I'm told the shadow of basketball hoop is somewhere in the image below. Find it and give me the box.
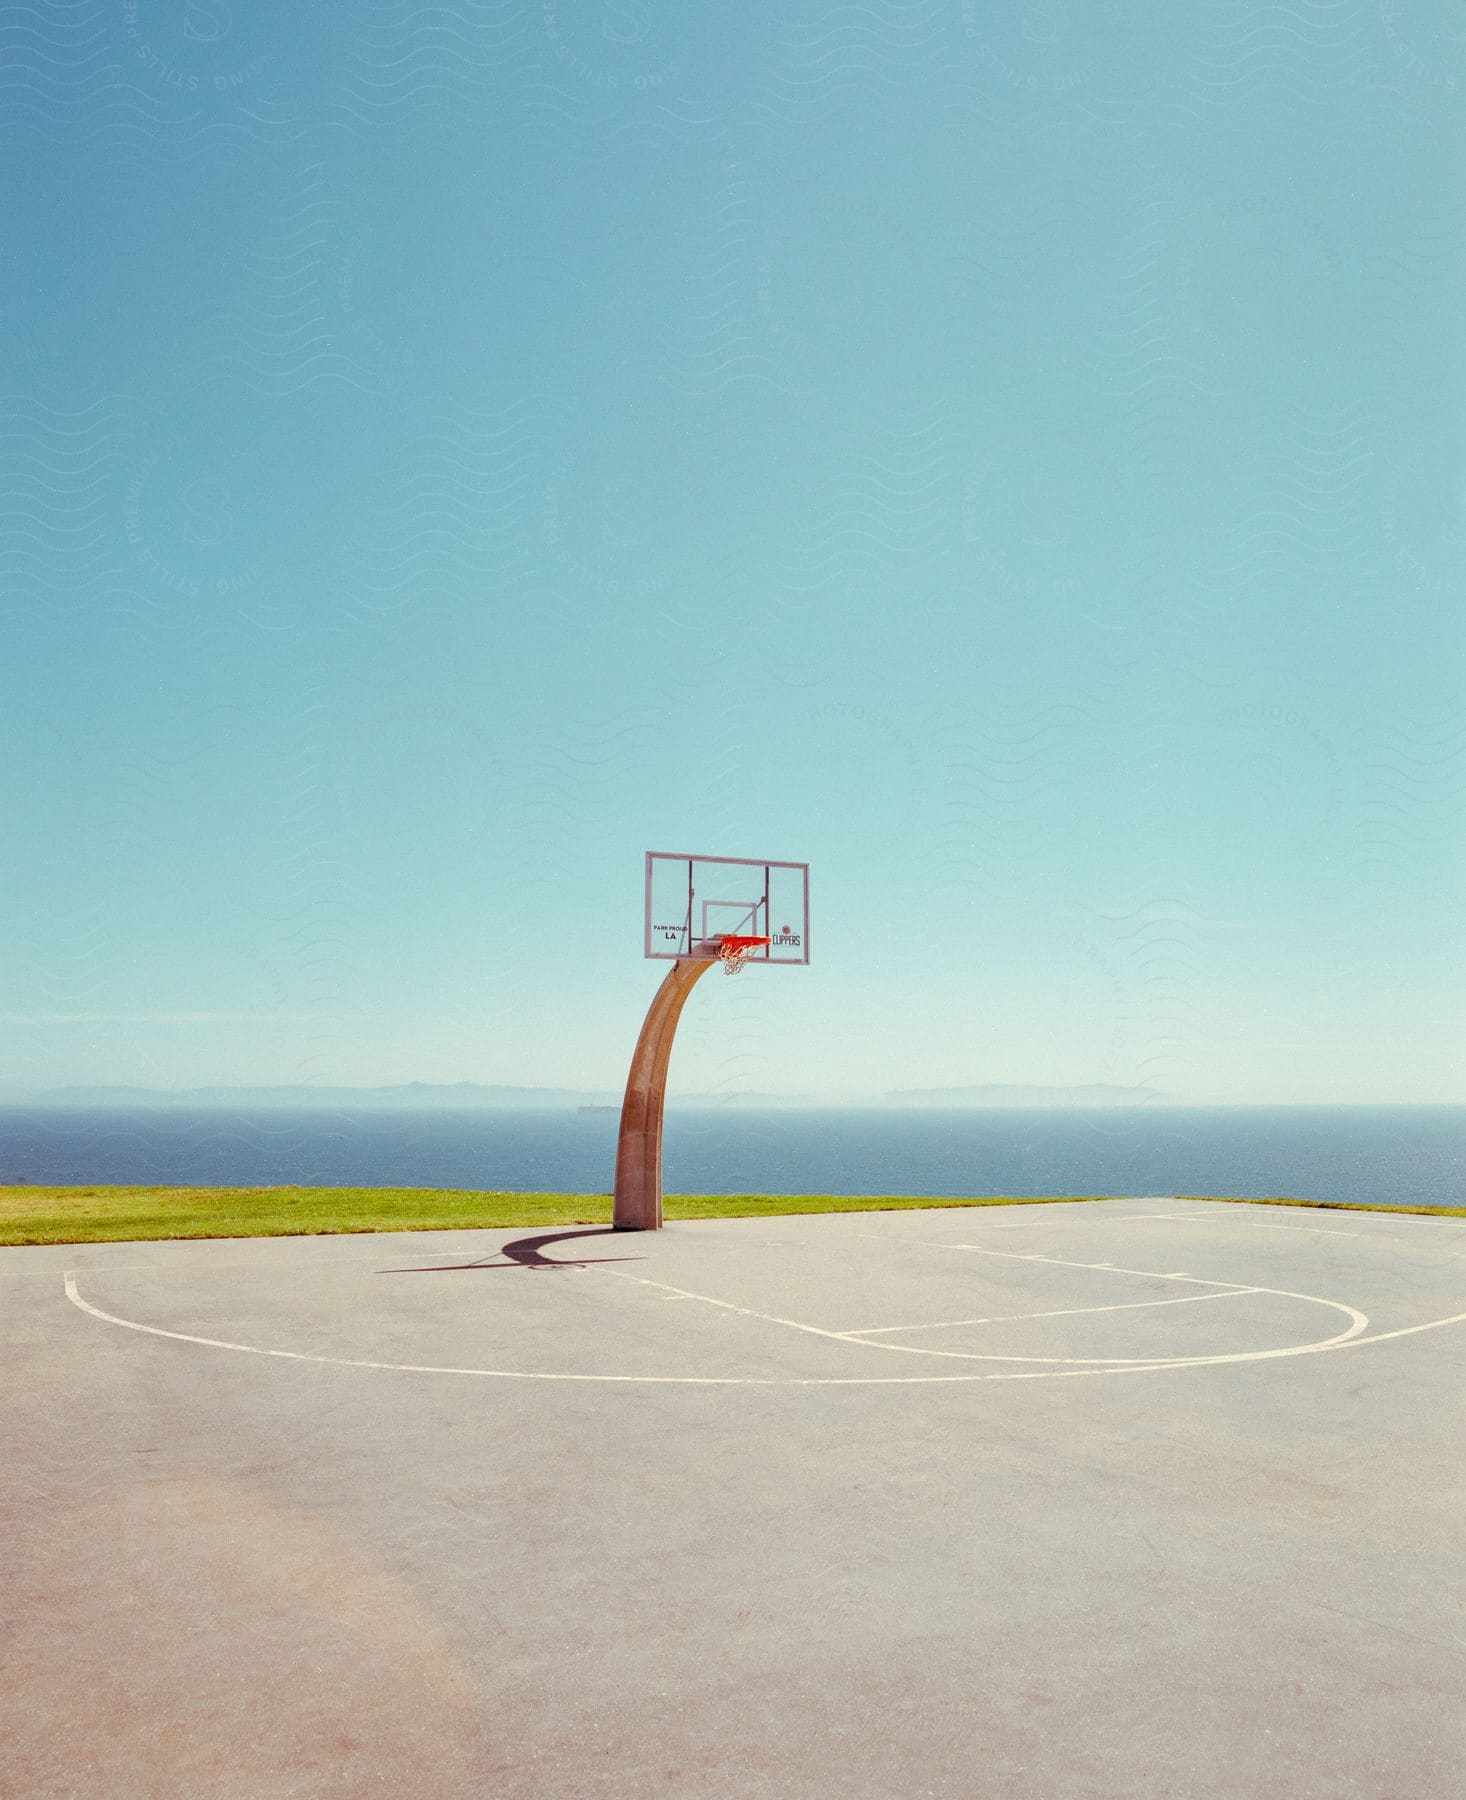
[379,1228,644,1273]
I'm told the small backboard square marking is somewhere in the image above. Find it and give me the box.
[645,852,810,964]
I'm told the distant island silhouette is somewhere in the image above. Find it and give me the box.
[14,1081,1181,1111]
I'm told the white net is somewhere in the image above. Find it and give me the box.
[717,936,768,976]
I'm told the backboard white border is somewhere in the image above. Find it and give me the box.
[644,851,810,964]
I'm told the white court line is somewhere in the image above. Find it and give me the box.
[1130,1209,1466,1233]
[943,1247,1254,1288]
[0,1262,165,1278]
[1119,1214,1239,1225]
[459,1262,1371,1368]
[843,1289,1256,1337]
[1254,1223,1362,1238]
[61,1271,1466,1385]
[52,1271,1183,1386]
[1119,1212,1363,1239]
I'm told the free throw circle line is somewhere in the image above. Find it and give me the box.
[64,1271,1465,1385]
[842,1289,1258,1336]
[595,1266,1369,1365]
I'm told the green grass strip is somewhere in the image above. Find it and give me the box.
[0,1186,1461,1247]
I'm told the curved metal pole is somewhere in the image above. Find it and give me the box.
[614,957,717,1230]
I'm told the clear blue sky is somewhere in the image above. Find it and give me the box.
[4,4,1463,1104]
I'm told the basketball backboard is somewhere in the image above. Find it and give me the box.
[644,852,810,965]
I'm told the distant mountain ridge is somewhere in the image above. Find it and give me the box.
[16,1081,822,1111]
[21,1082,621,1111]
[15,1080,1176,1111]
[882,1084,1172,1107]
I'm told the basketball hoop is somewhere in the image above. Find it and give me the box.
[717,934,770,975]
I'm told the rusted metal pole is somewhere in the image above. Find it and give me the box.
[613,956,716,1230]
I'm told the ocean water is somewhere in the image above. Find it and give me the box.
[0,1106,1461,1210]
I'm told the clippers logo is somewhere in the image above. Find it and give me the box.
[773,929,802,947]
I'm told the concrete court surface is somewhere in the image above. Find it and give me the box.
[3,1196,1465,1800]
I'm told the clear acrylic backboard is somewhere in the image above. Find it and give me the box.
[644,852,810,965]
